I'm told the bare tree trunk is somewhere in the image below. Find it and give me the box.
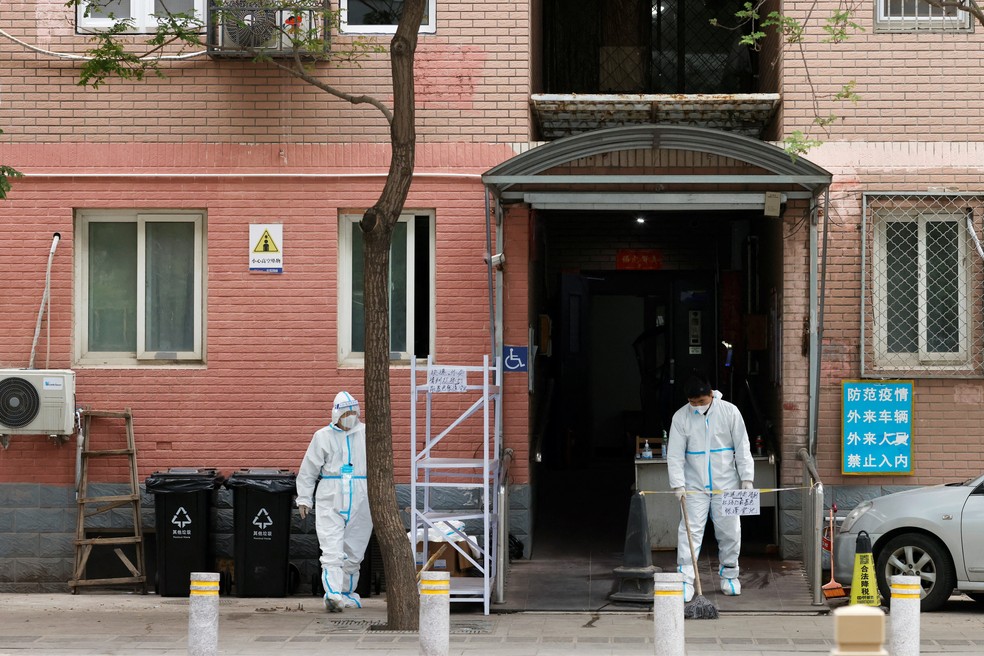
[361,0,426,632]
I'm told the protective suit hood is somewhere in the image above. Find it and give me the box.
[332,391,360,428]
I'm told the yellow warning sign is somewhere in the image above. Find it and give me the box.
[253,229,280,254]
[849,552,880,606]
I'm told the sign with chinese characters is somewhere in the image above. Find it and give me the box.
[428,367,467,393]
[616,248,662,270]
[842,380,914,475]
[249,223,283,273]
[720,489,760,516]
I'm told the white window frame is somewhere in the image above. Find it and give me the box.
[874,0,972,32]
[75,210,206,366]
[873,211,969,368]
[338,212,436,365]
[339,0,436,34]
[77,0,205,34]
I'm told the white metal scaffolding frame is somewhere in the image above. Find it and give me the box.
[410,355,502,614]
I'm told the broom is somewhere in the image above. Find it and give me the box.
[822,504,847,599]
[680,494,719,619]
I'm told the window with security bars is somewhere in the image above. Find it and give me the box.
[875,0,972,31]
[863,194,984,376]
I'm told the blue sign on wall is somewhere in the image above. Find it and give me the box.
[503,346,528,372]
[842,380,914,475]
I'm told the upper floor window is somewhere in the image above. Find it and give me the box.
[76,210,206,366]
[863,194,984,376]
[77,0,204,33]
[338,212,434,365]
[340,0,436,34]
[875,0,972,32]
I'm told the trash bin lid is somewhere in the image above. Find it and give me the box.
[145,467,224,493]
[225,468,296,492]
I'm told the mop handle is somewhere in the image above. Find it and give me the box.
[680,495,703,597]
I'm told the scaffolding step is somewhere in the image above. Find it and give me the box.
[416,457,500,470]
[79,494,141,504]
[75,536,143,546]
[69,576,145,587]
[418,511,498,523]
[83,448,135,457]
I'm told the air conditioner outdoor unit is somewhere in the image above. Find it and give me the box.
[0,369,76,436]
[208,0,330,58]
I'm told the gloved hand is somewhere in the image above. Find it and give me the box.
[741,480,754,490]
[674,487,686,501]
[298,505,310,520]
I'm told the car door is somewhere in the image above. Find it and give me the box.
[961,483,984,582]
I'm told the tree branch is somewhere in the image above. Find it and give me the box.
[922,0,984,25]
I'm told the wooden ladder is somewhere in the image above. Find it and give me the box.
[69,408,147,594]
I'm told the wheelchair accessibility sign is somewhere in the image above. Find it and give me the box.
[504,346,528,372]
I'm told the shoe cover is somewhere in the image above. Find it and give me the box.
[683,581,695,603]
[340,592,363,609]
[720,577,741,596]
[324,594,345,612]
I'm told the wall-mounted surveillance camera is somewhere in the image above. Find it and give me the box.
[489,253,506,271]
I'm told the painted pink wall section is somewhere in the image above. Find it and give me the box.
[0,141,531,485]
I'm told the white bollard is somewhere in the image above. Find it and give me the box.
[889,575,921,656]
[653,572,685,656]
[831,605,887,656]
[188,572,220,656]
[419,571,450,656]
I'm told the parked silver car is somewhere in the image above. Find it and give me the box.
[833,474,984,611]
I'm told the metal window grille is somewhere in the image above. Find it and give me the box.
[876,0,972,31]
[862,193,984,377]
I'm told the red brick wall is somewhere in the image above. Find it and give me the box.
[0,0,531,143]
[0,141,530,486]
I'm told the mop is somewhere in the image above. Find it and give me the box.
[680,494,719,619]
[821,504,847,599]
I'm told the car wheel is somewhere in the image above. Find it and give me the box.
[875,533,955,612]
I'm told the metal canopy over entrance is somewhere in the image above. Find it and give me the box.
[483,124,832,204]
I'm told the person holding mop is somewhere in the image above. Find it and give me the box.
[667,372,754,603]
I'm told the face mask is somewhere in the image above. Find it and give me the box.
[338,414,357,430]
[691,404,710,415]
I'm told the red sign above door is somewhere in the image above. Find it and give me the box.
[616,249,663,270]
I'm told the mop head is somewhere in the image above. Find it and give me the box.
[684,594,719,619]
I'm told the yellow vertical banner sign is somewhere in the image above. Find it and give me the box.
[850,530,881,606]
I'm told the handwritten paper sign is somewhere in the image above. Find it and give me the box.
[428,367,467,393]
[720,489,760,516]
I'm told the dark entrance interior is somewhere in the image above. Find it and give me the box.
[516,209,785,610]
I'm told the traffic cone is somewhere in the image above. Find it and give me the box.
[849,530,881,606]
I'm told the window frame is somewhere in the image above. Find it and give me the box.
[873,210,969,368]
[76,0,206,34]
[337,211,436,366]
[75,210,207,366]
[874,0,972,32]
[338,0,436,35]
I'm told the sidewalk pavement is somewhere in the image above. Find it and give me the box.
[2,592,984,655]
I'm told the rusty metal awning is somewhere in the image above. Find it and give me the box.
[531,93,781,140]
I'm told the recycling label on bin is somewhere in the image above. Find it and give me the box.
[171,506,193,537]
[252,508,273,539]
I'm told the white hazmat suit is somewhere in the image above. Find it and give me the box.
[667,389,754,600]
[296,391,372,612]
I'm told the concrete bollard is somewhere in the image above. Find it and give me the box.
[653,572,685,656]
[889,575,921,656]
[419,571,450,656]
[188,572,220,656]
[831,605,887,656]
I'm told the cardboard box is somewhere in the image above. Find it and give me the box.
[414,540,475,576]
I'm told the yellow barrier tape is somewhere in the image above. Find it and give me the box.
[638,485,812,495]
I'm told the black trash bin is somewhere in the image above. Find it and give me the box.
[225,468,296,597]
[145,467,223,597]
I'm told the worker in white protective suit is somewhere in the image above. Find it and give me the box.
[296,391,372,612]
[667,373,754,602]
